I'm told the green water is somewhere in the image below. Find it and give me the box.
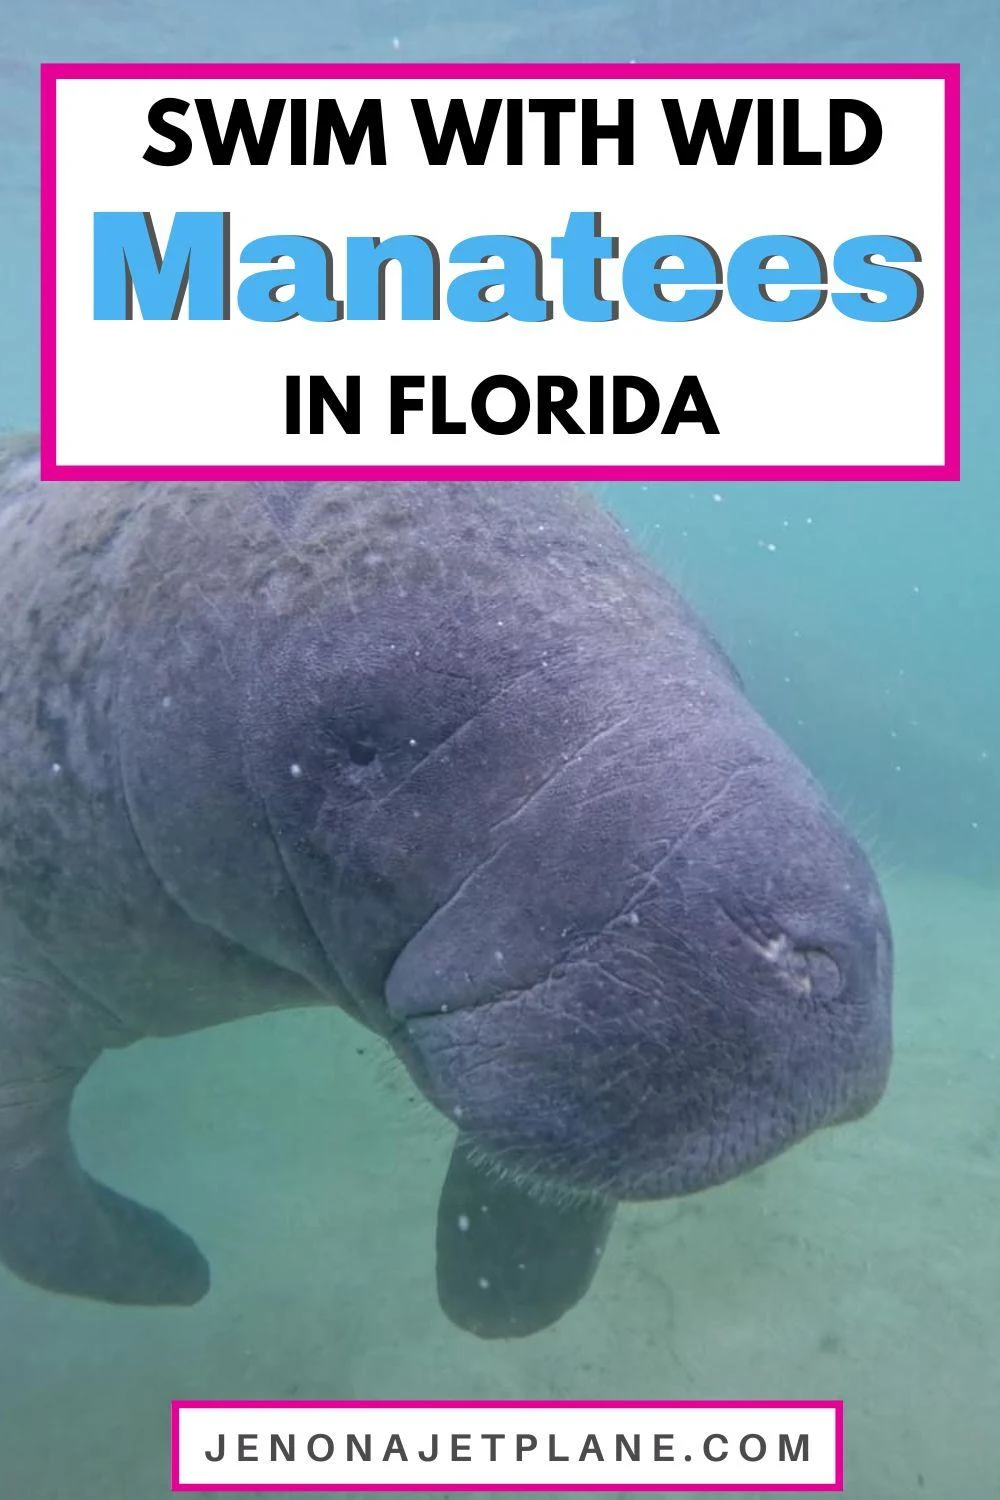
[1,2,998,1498]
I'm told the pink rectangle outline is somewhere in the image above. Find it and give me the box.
[170,1398,844,1493]
[39,61,960,483]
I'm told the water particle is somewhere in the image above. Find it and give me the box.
[711,492,723,502]
[408,738,418,748]
[453,1105,464,1119]
[477,1277,490,1290]
[391,34,400,49]
[161,695,173,709]
[626,911,640,926]
[289,762,302,778]
[50,762,62,776]
[457,1215,470,1232]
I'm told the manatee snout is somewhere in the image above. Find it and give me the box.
[387,698,892,1205]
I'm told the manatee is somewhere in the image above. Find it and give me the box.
[0,436,892,1336]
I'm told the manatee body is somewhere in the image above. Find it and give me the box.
[0,438,892,1335]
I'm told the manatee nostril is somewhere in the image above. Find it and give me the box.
[748,928,845,1003]
[720,905,846,1003]
[792,945,844,1004]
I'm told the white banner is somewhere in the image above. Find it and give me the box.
[42,64,956,480]
[172,1399,842,1490]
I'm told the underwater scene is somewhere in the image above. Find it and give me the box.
[0,1,997,1499]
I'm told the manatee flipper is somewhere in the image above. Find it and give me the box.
[0,978,209,1307]
[435,1136,615,1338]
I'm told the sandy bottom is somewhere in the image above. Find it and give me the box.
[0,869,997,1499]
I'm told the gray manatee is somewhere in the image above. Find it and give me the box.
[0,436,892,1336]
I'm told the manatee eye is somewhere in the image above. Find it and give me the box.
[347,739,378,766]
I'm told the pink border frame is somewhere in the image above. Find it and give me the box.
[39,62,960,483]
[170,1398,844,1493]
